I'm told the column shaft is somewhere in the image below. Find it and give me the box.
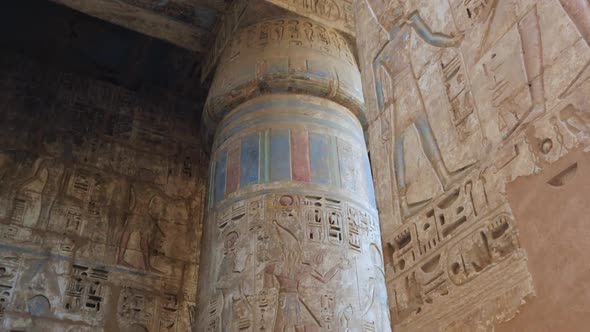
[197,16,391,332]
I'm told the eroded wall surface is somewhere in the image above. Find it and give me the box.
[0,55,207,331]
[497,148,590,332]
[354,0,590,330]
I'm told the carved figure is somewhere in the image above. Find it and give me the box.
[338,304,353,331]
[117,182,165,272]
[215,230,249,328]
[361,244,390,330]
[0,151,48,225]
[264,220,350,331]
[371,9,472,217]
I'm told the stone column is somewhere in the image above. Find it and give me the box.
[196,16,391,331]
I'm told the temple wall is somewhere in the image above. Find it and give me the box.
[0,55,207,331]
[497,147,590,331]
[354,0,590,331]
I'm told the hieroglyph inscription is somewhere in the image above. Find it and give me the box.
[226,17,356,66]
[264,0,355,36]
[64,264,109,315]
[371,9,476,219]
[199,192,390,331]
[0,255,21,324]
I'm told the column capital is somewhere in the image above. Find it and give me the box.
[201,16,365,149]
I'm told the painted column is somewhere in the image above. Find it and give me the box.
[197,16,391,331]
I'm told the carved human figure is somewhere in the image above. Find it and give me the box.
[264,221,350,331]
[0,150,37,222]
[0,151,54,227]
[117,182,165,272]
[361,244,390,330]
[215,231,249,328]
[371,10,471,217]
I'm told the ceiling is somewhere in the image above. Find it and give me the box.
[0,0,208,103]
[50,0,230,53]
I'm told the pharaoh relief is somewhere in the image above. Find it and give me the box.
[355,0,590,330]
[0,69,207,331]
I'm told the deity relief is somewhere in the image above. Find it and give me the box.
[264,220,351,331]
[117,182,166,272]
[198,193,389,331]
[372,10,475,218]
[0,151,50,227]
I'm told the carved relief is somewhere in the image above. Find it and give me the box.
[264,0,355,35]
[0,59,206,330]
[440,49,479,141]
[117,182,169,272]
[198,192,389,331]
[0,153,50,227]
[373,19,475,219]
[0,255,20,324]
[64,264,109,315]
[118,287,156,328]
[226,17,356,65]
[387,205,522,325]
[356,0,590,329]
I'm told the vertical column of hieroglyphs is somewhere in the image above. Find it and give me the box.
[196,17,392,331]
[0,56,207,331]
[355,0,590,330]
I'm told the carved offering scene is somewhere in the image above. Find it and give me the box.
[0,1,208,331]
[356,0,590,331]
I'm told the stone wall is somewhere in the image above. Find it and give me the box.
[497,147,590,331]
[354,0,590,331]
[0,54,207,331]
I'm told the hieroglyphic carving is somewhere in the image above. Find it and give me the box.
[527,103,590,164]
[0,57,207,331]
[158,292,179,331]
[198,192,389,331]
[64,264,109,315]
[372,10,475,219]
[226,17,356,65]
[482,6,544,140]
[447,213,518,285]
[356,0,590,330]
[118,287,155,329]
[440,49,479,141]
[388,206,521,324]
[0,152,50,227]
[0,255,20,323]
[118,286,181,331]
[117,182,167,272]
[264,0,355,36]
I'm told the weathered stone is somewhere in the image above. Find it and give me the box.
[3,0,590,330]
[0,55,206,331]
[355,0,590,330]
[196,16,391,331]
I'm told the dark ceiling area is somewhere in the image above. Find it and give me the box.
[0,0,209,103]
